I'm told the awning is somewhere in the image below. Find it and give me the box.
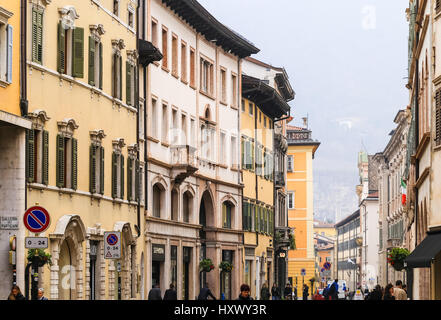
[405,231,441,268]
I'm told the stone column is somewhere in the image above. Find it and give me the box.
[164,238,171,297]
[50,239,60,300]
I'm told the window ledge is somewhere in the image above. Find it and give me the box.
[90,193,104,200]
[218,164,228,169]
[230,104,238,110]
[189,84,197,90]
[58,187,76,195]
[434,144,441,152]
[220,100,228,106]
[147,136,160,143]
[27,183,48,191]
[112,198,125,204]
[0,79,10,88]
[153,61,160,67]
[129,200,139,206]
[181,78,188,85]
[161,141,170,147]
[199,90,215,101]
[172,72,179,79]
[161,65,170,73]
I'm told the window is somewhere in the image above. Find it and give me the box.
[231,74,237,107]
[287,155,294,172]
[88,34,103,89]
[151,98,158,139]
[183,191,193,223]
[222,202,233,229]
[264,151,273,181]
[112,51,122,99]
[181,41,187,82]
[256,145,263,176]
[249,102,254,116]
[231,136,237,168]
[200,57,214,95]
[171,108,178,145]
[171,189,179,221]
[31,7,43,65]
[57,23,84,77]
[152,183,165,218]
[128,7,135,29]
[436,88,441,146]
[112,151,124,199]
[56,135,78,190]
[127,155,139,202]
[90,143,105,195]
[181,113,187,145]
[288,192,295,209]
[189,47,195,87]
[220,68,227,103]
[162,103,169,143]
[190,118,196,147]
[171,33,178,76]
[264,116,267,128]
[126,61,135,105]
[241,99,245,112]
[259,111,261,123]
[162,26,168,70]
[26,129,49,185]
[220,132,226,166]
[151,19,158,47]
[241,138,255,171]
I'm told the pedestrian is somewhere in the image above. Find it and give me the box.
[37,288,48,300]
[163,283,177,300]
[271,283,281,300]
[197,283,216,300]
[393,280,407,301]
[367,285,382,300]
[328,279,339,300]
[237,284,253,300]
[284,283,292,300]
[148,284,162,300]
[402,284,407,294]
[260,282,270,300]
[322,284,330,300]
[7,285,26,300]
[293,286,298,300]
[383,284,395,300]
[302,284,309,300]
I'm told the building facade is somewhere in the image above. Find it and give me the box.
[286,124,320,297]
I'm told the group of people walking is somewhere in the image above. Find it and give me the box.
[365,280,408,301]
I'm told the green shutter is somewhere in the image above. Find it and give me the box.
[251,142,255,171]
[42,130,49,185]
[100,146,105,195]
[56,135,65,188]
[135,159,140,201]
[89,145,96,193]
[126,61,132,105]
[88,36,95,86]
[26,130,35,183]
[112,152,118,198]
[99,42,103,90]
[127,157,133,201]
[32,9,37,62]
[254,204,258,232]
[242,202,247,231]
[241,138,245,169]
[72,27,84,78]
[57,22,65,73]
[71,138,78,190]
[248,203,252,232]
[32,9,43,64]
[120,154,124,199]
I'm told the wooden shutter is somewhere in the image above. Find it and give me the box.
[32,9,43,64]
[241,138,245,169]
[71,138,78,190]
[89,145,96,193]
[127,157,133,201]
[26,130,35,183]
[126,61,132,105]
[57,22,65,73]
[436,89,441,146]
[242,202,247,231]
[72,27,84,78]
[99,42,103,89]
[254,204,258,232]
[251,142,255,171]
[248,203,252,231]
[56,135,65,188]
[88,36,95,86]
[112,152,118,198]
[7,25,13,83]
[135,159,140,201]
[120,154,124,199]
[42,130,49,185]
[119,56,122,99]
[100,146,105,195]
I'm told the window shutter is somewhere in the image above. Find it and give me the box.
[222,203,226,228]
[57,22,65,73]
[248,203,252,231]
[112,152,118,198]
[241,138,245,169]
[436,89,441,146]
[89,145,96,193]
[88,36,95,86]
[100,146,105,195]
[119,56,122,99]
[71,138,78,190]
[42,130,49,185]
[72,27,84,78]
[251,142,255,171]
[126,61,132,105]
[127,157,133,201]
[56,135,65,188]
[120,154,124,199]
[135,159,140,201]
[26,130,35,183]
[99,42,103,90]
[254,204,258,232]
[7,25,13,83]
[32,9,38,62]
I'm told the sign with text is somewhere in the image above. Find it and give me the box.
[1,216,19,230]
[25,237,48,249]
[104,232,121,259]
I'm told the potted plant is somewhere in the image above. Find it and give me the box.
[387,247,410,271]
[219,261,233,273]
[199,258,215,272]
[288,231,296,250]
[27,249,52,268]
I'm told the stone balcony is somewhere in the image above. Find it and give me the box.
[275,226,291,249]
[275,172,285,189]
[170,145,198,184]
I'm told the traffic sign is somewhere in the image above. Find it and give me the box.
[324,262,331,270]
[23,206,50,233]
[25,237,48,249]
[104,232,121,259]
[301,268,306,276]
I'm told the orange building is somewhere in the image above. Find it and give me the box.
[286,123,320,298]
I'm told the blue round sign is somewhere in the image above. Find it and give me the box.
[107,234,118,246]
[23,206,50,233]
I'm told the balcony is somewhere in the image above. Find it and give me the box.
[275,226,291,249]
[170,145,198,184]
[275,172,285,189]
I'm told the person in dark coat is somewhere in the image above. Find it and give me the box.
[260,282,270,300]
[271,283,281,300]
[367,285,383,301]
[7,286,26,300]
[197,283,216,300]
[383,284,395,300]
[148,284,163,300]
[237,284,253,300]
[328,279,339,300]
[293,286,298,300]
[37,288,48,300]
[302,284,309,300]
[284,283,293,300]
[163,283,177,300]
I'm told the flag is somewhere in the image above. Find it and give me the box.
[401,178,407,205]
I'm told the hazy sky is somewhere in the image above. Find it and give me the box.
[199,0,409,222]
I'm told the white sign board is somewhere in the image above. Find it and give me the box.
[353,290,364,300]
[104,232,121,259]
[25,237,48,249]
[1,216,19,230]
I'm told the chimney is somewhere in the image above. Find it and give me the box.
[302,117,308,129]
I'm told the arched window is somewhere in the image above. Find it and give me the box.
[171,189,179,221]
[183,191,193,223]
[153,183,165,218]
[222,201,234,229]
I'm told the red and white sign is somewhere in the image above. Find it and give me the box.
[104,232,121,259]
[23,206,50,233]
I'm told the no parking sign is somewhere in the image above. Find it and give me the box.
[104,232,121,259]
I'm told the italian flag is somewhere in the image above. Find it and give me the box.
[401,178,407,205]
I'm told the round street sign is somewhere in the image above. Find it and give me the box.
[23,206,50,233]
[106,233,118,246]
[324,262,331,270]
[301,268,306,276]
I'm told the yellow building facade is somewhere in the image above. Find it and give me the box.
[25,0,142,300]
[286,125,320,297]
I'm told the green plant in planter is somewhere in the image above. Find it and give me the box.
[219,261,233,273]
[27,249,52,268]
[289,232,296,250]
[387,247,410,271]
[199,259,215,272]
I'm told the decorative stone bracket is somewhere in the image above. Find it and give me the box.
[27,109,50,130]
[57,118,79,138]
[90,129,106,145]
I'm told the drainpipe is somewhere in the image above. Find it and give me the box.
[135,0,141,238]
[142,0,148,234]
